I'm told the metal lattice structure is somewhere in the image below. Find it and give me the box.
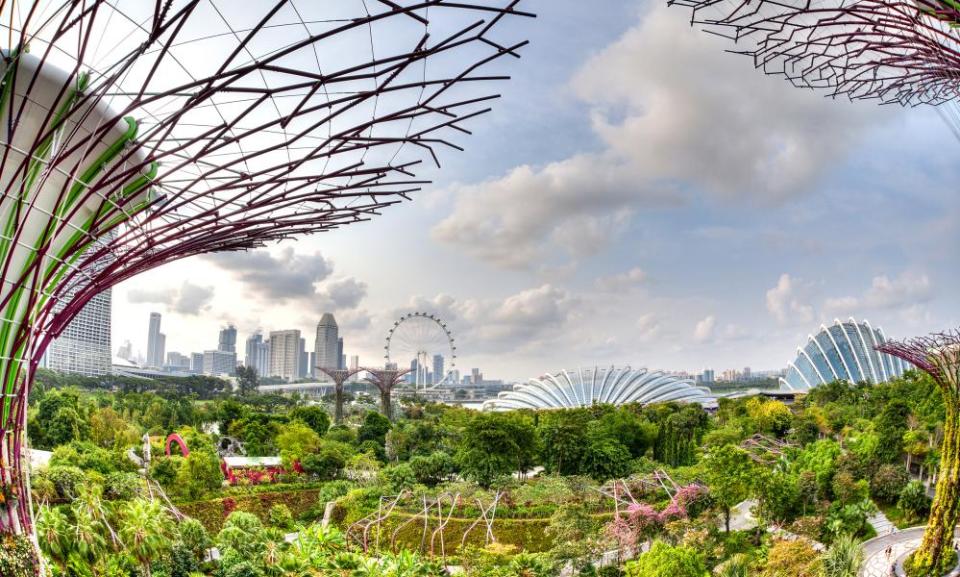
[385,312,457,391]
[876,329,960,572]
[0,0,532,542]
[316,366,362,425]
[364,367,414,420]
[667,0,960,123]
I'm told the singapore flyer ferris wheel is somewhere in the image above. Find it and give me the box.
[385,312,457,390]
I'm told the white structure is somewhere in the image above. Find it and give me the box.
[483,366,716,411]
[269,329,301,381]
[315,313,339,380]
[42,288,112,376]
[780,317,907,391]
[146,312,165,368]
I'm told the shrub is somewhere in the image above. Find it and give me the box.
[625,541,707,577]
[177,517,211,561]
[104,471,142,500]
[870,464,909,504]
[380,463,417,492]
[897,481,931,523]
[409,451,455,486]
[46,465,85,499]
[317,480,354,503]
[268,504,294,530]
[0,535,35,577]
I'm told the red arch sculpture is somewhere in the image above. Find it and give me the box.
[164,433,189,458]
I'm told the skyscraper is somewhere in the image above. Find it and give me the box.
[244,331,269,376]
[299,337,307,380]
[116,340,132,362]
[146,312,165,368]
[190,353,204,374]
[43,288,112,376]
[269,330,301,381]
[433,354,444,385]
[315,313,339,381]
[219,324,237,353]
[337,337,344,370]
[203,350,237,376]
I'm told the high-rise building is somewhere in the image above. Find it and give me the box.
[349,355,359,371]
[219,324,237,353]
[337,337,344,369]
[116,340,133,362]
[203,350,236,376]
[701,369,715,383]
[432,354,444,385]
[471,368,481,384]
[299,337,308,380]
[42,288,112,376]
[269,330,301,381]
[146,312,165,368]
[244,331,269,376]
[408,358,419,384]
[190,353,204,374]
[308,352,316,379]
[315,313,339,380]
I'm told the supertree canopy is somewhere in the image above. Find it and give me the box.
[0,0,532,542]
[667,0,960,109]
[877,329,960,574]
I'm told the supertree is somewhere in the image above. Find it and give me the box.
[316,367,362,425]
[0,0,532,548]
[876,329,960,573]
[363,367,413,421]
[667,0,960,110]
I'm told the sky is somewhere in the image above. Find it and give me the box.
[111,0,960,382]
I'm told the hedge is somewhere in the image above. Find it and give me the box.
[177,488,322,533]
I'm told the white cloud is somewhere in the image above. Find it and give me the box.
[766,273,814,324]
[636,313,662,342]
[432,3,876,269]
[595,267,648,292]
[694,315,716,343]
[127,281,214,315]
[825,271,933,316]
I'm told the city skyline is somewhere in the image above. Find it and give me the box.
[111,0,958,382]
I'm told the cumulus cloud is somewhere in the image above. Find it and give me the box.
[390,284,576,354]
[635,313,662,342]
[595,267,648,292]
[432,3,877,269]
[207,247,332,301]
[127,281,214,315]
[825,271,933,315]
[694,315,716,343]
[317,278,367,310]
[766,274,814,324]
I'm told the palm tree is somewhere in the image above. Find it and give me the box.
[820,534,863,577]
[69,502,107,563]
[118,499,172,577]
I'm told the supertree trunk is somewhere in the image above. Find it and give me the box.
[878,330,960,574]
[380,387,394,421]
[335,383,346,425]
[364,368,412,422]
[316,368,361,425]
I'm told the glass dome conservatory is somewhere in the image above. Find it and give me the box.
[780,318,908,391]
[482,366,716,410]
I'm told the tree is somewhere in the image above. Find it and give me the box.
[275,421,322,465]
[119,499,173,577]
[300,441,352,480]
[875,399,910,464]
[870,464,910,504]
[897,480,932,524]
[537,410,590,475]
[625,541,707,577]
[236,365,260,396]
[290,406,331,437]
[579,425,632,482]
[700,445,755,532]
[760,539,821,577]
[175,450,223,499]
[409,451,455,486]
[358,411,392,446]
[457,412,537,487]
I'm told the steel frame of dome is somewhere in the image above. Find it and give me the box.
[482,366,716,411]
[779,317,908,391]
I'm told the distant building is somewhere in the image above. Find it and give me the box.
[190,352,204,374]
[701,369,715,383]
[315,313,339,380]
[42,287,112,377]
[244,331,269,376]
[433,354,444,385]
[337,337,344,369]
[116,340,133,362]
[471,368,481,384]
[309,352,316,379]
[349,355,359,371]
[269,330,301,381]
[146,312,165,368]
[219,324,237,353]
[166,352,191,371]
[299,337,308,379]
[203,350,236,376]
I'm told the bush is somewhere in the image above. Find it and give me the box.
[301,441,351,480]
[46,465,85,499]
[177,517,211,561]
[897,481,931,523]
[409,451,455,486]
[871,464,909,504]
[104,471,142,500]
[317,480,354,503]
[0,535,36,577]
[268,504,294,530]
[625,541,706,577]
[380,463,417,492]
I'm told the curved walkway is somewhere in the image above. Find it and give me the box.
[860,527,960,577]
